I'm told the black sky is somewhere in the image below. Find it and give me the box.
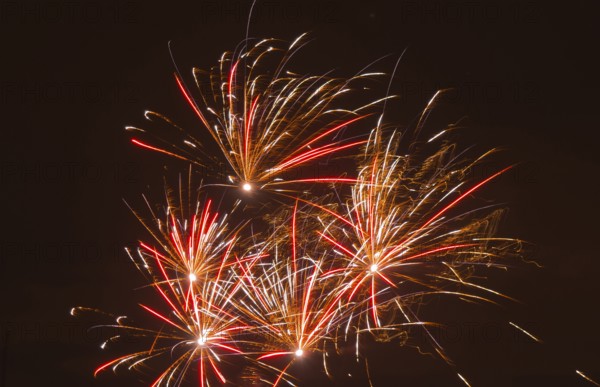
[1,0,599,386]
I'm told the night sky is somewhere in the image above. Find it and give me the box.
[2,1,599,386]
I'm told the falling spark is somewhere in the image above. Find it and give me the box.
[509,321,543,343]
[577,370,600,387]
[457,372,472,387]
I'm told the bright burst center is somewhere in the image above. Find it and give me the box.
[197,335,207,346]
[370,264,378,273]
[242,183,252,191]
[189,273,197,282]
[295,349,304,357]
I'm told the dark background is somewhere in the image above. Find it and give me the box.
[1,0,599,386]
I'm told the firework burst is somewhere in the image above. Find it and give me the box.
[317,124,522,359]
[74,179,268,386]
[234,203,350,386]
[128,34,388,193]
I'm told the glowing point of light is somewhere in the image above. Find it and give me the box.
[295,349,303,357]
[242,183,252,191]
[197,336,206,346]
[189,273,197,282]
[370,264,378,273]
